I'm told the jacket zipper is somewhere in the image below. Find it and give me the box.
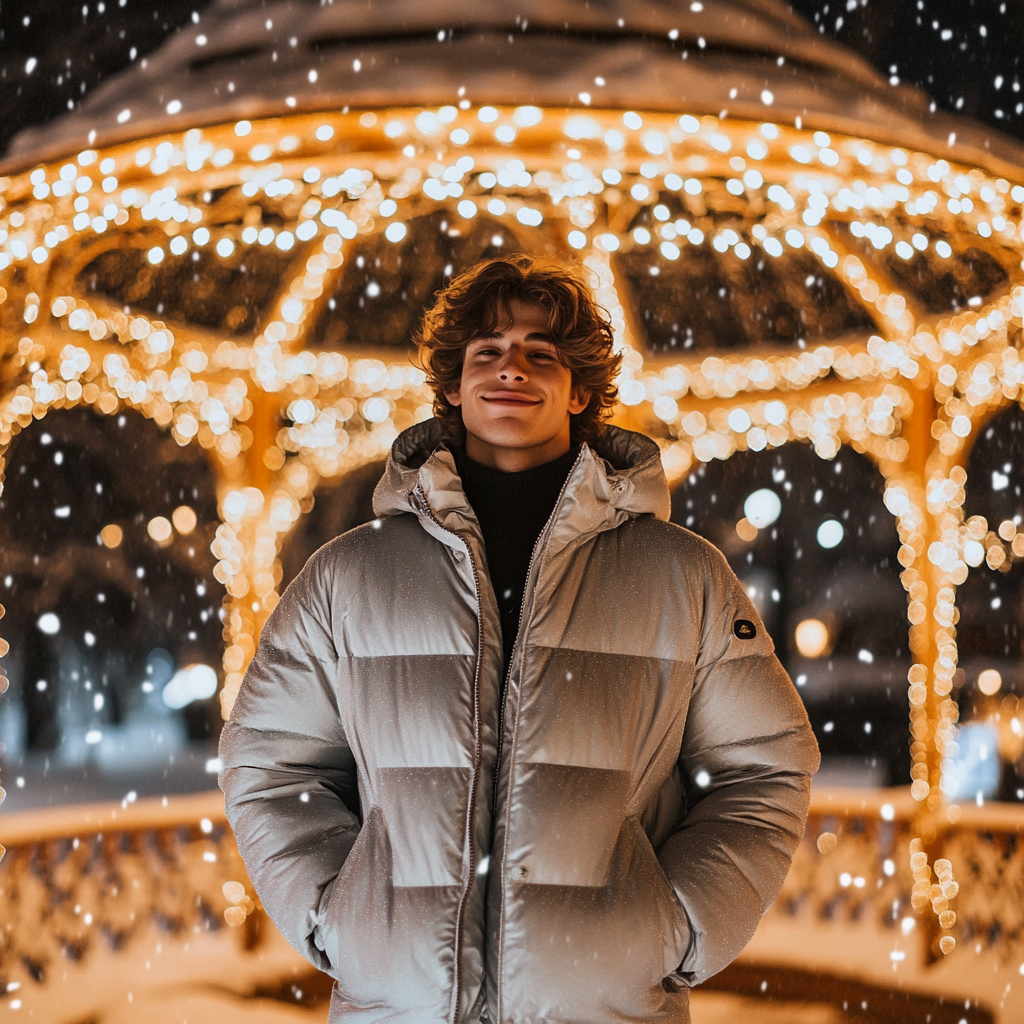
[491,444,586,814]
[492,445,586,1024]
[413,484,484,1024]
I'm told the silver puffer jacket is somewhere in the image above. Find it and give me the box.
[219,419,819,1024]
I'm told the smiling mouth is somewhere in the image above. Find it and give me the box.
[483,393,541,405]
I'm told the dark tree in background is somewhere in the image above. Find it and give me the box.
[0,0,1022,158]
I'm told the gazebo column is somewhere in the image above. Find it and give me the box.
[215,388,286,720]
[889,381,964,956]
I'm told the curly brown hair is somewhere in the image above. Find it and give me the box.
[415,254,622,444]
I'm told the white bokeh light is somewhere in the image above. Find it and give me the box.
[37,612,61,635]
[162,664,219,709]
[743,489,781,529]
[817,520,845,549]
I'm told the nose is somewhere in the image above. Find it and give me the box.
[497,348,529,383]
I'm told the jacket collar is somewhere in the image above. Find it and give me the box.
[372,418,670,550]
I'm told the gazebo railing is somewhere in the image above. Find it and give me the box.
[1,788,1022,1021]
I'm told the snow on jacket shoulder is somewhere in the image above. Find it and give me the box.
[219,419,820,1024]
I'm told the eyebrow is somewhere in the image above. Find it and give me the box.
[473,330,556,343]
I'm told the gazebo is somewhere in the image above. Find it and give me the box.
[3,0,1024,1015]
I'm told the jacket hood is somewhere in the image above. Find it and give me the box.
[372,418,671,545]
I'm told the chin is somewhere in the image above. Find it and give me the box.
[472,426,548,449]
[465,411,538,439]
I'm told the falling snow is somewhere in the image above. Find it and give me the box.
[795,0,1024,138]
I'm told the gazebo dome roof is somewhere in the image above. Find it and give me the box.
[7,0,1024,176]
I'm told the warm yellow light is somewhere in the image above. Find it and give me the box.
[978,669,1002,696]
[3,105,1019,782]
[172,505,198,534]
[100,524,123,548]
[795,618,830,658]
[148,516,172,542]
[735,518,758,542]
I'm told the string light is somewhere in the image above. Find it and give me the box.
[1,108,1023,916]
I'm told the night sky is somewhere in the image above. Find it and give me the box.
[0,0,1022,158]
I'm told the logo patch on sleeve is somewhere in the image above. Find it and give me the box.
[734,619,757,640]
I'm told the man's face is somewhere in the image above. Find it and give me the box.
[445,299,589,472]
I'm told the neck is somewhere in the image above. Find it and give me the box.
[462,423,573,472]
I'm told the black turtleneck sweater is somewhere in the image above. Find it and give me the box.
[453,444,580,680]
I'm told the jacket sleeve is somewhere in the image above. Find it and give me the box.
[658,540,820,985]
[218,544,359,976]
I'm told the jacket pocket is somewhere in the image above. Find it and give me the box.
[625,816,691,978]
[498,815,692,1020]
[316,805,396,1002]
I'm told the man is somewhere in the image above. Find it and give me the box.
[219,254,819,1024]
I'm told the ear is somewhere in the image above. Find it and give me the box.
[567,384,590,416]
[445,388,463,408]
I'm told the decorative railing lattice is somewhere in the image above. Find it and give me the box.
[0,787,1022,1016]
